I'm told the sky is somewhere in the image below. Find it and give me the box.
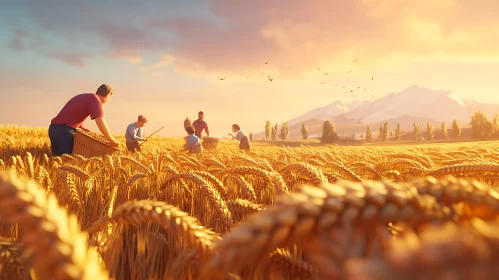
[1,0,499,137]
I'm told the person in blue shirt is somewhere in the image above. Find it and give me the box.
[125,115,147,153]
[228,124,251,151]
[184,126,203,153]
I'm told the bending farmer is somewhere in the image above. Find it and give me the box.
[125,115,148,153]
[49,84,119,156]
[228,124,251,151]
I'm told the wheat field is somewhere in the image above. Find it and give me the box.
[1,125,499,280]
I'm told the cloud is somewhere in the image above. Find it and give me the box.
[8,2,178,67]
[150,0,499,78]
[9,0,499,75]
[106,52,143,64]
[137,54,175,76]
[126,55,143,64]
[153,54,175,68]
[9,29,28,51]
[43,51,95,67]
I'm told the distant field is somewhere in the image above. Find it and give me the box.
[1,125,499,279]
[251,125,497,148]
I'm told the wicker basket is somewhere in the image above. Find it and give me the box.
[72,129,121,158]
[201,137,219,150]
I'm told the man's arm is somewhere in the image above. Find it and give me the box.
[205,122,209,136]
[136,128,146,141]
[79,125,90,132]
[95,117,119,147]
[126,125,135,140]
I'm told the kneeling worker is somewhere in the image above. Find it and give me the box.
[125,115,148,153]
[184,126,202,153]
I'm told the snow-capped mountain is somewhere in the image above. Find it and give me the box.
[341,85,485,124]
[255,85,499,139]
[287,100,368,127]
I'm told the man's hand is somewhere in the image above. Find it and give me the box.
[109,138,120,147]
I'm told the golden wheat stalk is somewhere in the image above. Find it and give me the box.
[126,173,147,187]
[0,237,30,279]
[268,248,314,279]
[412,176,499,217]
[345,218,499,280]
[120,156,151,173]
[227,199,264,223]
[87,200,220,260]
[234,175,257,202]
[279,163,328,186]
[58,164,91,181]
[191,171,227,200]
[0,170,108,280]
[163,173,233,229]
[426,164,499,177]
[200,179,453,278]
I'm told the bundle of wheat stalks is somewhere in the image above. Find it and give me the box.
[1,126,499,280]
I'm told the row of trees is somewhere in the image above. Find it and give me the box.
[365,119,462,142]
[264,121,289,141]
[263,111,499,143]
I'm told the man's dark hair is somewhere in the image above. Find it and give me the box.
[185,126,195,134]
[96,84,113,96]
[198,111,204,115]
[232,124,240,131]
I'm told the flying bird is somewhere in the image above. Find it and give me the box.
[261,73,265,75]
[371,77,374,80]
[247,69,252,72]
[280,67,283,70]
[354,58,358,62]
[350,90,354,93]
[324,72,331,75]
[347,71,352,74]
[264,61,268,64]
[320,81,327,84]
[219,77,225,80]
[371,94,375,98]
[342,86,346,88]
[316,66,320,71]
[357,87,360,89]
[268,76,273,82]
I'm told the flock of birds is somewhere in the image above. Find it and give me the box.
[217,58,377,99]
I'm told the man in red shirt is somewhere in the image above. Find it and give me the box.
[49,84,120,156]
[192,111,210,138]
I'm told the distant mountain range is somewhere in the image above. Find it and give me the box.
[255,85,499,139]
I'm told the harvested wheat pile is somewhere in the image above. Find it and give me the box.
[1,125,499,279]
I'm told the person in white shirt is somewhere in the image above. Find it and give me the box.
[228,124,251,151]
[125,115,147,153]
[184,126,203,153]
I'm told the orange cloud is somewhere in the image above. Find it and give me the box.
[126,55,143,64]
[154,0,499,80]
[153,54,175,68]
